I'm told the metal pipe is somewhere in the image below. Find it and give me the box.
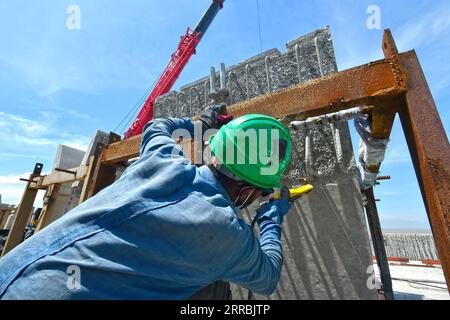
[245,64,251,99]
[209,67,217,94]
[54,168,77,175]
[290,107,370,130]
[265,56,272,93]
[314,37,324,77]
[220,63,226,89]
[364,188,395,300]
[295,44,302,83]
[193,0,225,39]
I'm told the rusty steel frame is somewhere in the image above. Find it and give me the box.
[3,29,449,294]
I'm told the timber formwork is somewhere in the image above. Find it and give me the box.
[3,30,449,294]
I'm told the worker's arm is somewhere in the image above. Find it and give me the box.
[140,118,198,157]
[223,199,291,296]
[140,105,230,157]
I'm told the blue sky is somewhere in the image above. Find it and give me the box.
[0,0,448,230]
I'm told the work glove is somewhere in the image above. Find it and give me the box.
[200,104,234,130]
[256,186,293,226]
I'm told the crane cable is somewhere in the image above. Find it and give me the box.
[256,0,263,54]
[113,77,158,134]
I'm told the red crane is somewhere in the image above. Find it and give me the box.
[124,0,225,138]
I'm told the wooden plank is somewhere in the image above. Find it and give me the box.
[2,163,43,256]
[29,165,88,189]
[87,134,121,198]
[34,184,61,232]
[102,134,141,165]
[398,50,450,292]
[79,154,97,204]
[0,211,12,229]
[79,143,105,202]
[0,211,6,229]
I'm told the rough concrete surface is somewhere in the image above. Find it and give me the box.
[155,27,377,300]
[383,233,438,261]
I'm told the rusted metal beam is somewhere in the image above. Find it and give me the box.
[2,163,43,256]
[382,29,399,59]
[102,57,407,164]
[370,29,402,141]
[370,98,398,140]
[229,58,406,119]
[398,50,450,292]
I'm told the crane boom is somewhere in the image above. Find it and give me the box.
[124,0,225,138]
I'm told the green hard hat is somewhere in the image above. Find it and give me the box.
[209,114,292,189]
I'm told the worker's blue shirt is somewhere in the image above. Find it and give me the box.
[0,118,285,300]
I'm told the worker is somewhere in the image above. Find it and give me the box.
[0,105,296,300]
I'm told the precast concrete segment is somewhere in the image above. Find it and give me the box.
[156,27,377,300]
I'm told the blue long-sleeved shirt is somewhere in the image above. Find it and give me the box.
[0,118,285,299]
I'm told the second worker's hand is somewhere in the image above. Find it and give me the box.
[199,104,233,130]
[255,186,294,226]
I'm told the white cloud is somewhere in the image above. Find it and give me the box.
[0,153,53,160]
[378,190,402,197]
[379,212,428,225]
[0,172,45,207]
[0,111,89,151]
[0,112,49,135]
[0,172,30,205]
[58,133,89,152]
[384,146,411,165]
[0,173,31,185]
[396,4,450,51]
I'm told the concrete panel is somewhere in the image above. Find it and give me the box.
[36,145,86,229]
[52,145,85,171]
[383,233,438,261]
[155,27,376,300]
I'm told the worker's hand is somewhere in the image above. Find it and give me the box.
[256,197,291,226]
[270,185,304,203]
[200,104,233,130]
[279,186,291,202]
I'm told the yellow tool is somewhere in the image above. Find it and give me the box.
[274,185,314,201]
